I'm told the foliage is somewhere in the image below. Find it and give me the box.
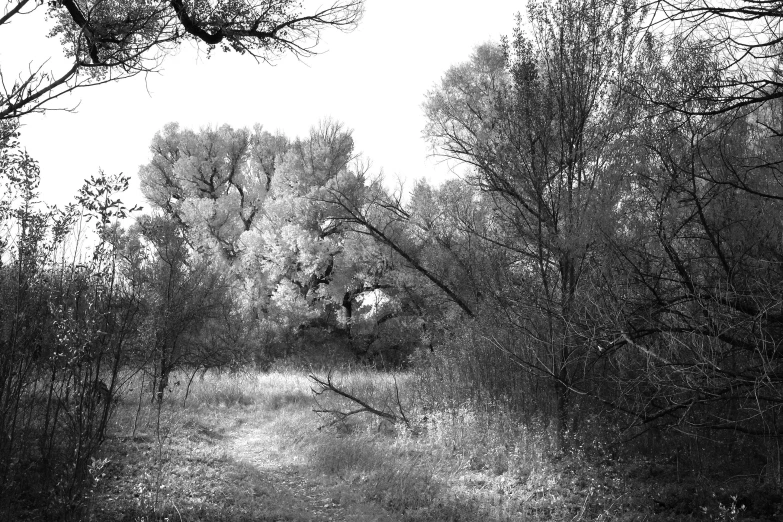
[138,120,430,366]
[0,141,140,519]
[410,0,783,480]
[418,0,645,446]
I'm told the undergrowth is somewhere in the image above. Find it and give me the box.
[67,368,783,522]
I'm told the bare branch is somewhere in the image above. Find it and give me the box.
[309,371,410,429]
[1,0,364,120]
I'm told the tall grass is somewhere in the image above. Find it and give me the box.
[100,367,548,521]
[88,365,770,522]
[294,368,560,521]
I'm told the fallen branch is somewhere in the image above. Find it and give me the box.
[309,370,410,430]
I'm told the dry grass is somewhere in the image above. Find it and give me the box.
[81,368,780,522]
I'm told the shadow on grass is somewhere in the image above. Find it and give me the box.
[93,445,328,522]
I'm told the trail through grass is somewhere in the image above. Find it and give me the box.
[86,369,781,522]
[92,370,399,521]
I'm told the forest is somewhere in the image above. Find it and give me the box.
[2,0,783,520]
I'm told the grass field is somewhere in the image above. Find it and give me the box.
[82,368,778,522]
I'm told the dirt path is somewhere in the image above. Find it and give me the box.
[227,421,399,522]
[95,408,401,522]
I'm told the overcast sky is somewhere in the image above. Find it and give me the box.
[2,1,520,209]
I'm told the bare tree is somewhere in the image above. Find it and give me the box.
[651,0,783,114]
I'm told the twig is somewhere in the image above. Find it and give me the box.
[171,499,183,522]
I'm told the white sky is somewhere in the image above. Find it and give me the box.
[1,1,520,209]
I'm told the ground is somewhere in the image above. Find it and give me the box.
[83,370,782,522]
[224,415,399,522]
[90,373,402,522]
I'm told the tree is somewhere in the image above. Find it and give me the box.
[127,213,233,401]
[418,6,783,467]
[139,122,284,260]
[0,153,144,516]
[139,120,419,364]
[587,53,783,475]
[423,0,643,442]
[317,168,479,319]
[0,0,363,124]
[237,121,421,362]
[649,0,783,114]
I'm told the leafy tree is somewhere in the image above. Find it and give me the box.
[139,120,419,364]
[139,123,283,260]
[423,0,643,442]
[415,1,783,476]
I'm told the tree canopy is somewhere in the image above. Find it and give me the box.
[0,0,363,127]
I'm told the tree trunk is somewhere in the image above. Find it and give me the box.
[156,358,170,403]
